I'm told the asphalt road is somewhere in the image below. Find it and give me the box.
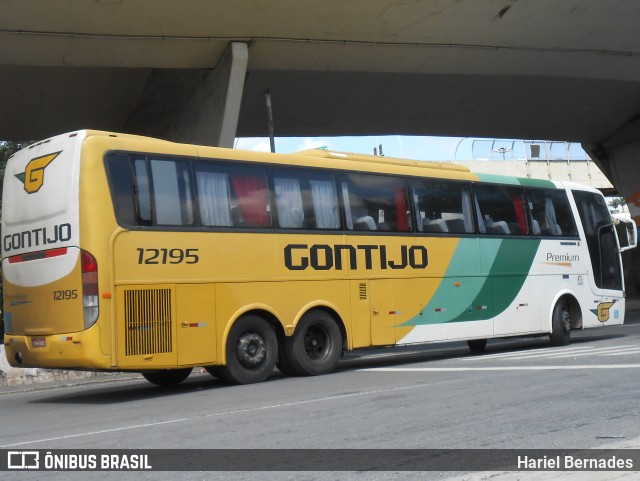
[2,313,640,481]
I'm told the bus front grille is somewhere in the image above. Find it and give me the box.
[124,288,173,356]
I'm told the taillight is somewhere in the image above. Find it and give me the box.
[81,250,99,329]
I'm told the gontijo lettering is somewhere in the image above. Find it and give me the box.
[285,243,428,270]
[3,223,72,252]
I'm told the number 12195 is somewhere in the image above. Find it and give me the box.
[137,248,199,264]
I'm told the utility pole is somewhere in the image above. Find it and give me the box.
[265,90,276,153]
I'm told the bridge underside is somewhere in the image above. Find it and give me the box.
[3,0,640,142]
[3,0,640,222]
[239,71,640,142]
[3,65,640,145]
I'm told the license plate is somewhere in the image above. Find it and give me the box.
[32,337,46,348]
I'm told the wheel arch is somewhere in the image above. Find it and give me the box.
[548,291,583,332]
[292,302,348,351]
[220,304,284,365]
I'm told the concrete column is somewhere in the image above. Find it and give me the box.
[584,120,640,296]
[125,42,248,147]
[213,42,249,148]
[583,119,640,224]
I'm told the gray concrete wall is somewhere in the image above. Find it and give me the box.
[125,42,248,147]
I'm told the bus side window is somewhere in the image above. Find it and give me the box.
[274,177,304,228]
[309,178,340,229]
[525,188,577,237]
[133,158,152,225]
[150,158,194,226]
[106,154,194,227]
[272,170,340,230]
[473,184,529,236]
[412,180,474,234]
[341,173,412,232]
[511,193,528,235]
[195,168,232,226]
[229,169,270,228]
[549,192,578,236]
[104,152,137,226]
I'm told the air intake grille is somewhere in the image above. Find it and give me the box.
[359,283,368,300]
[124,289,172,356]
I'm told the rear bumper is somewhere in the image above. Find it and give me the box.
[4,324,111,370]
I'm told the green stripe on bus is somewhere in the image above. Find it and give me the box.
[475,173,522,186]
[476,173,556,189]
[484,238,541,317]
[401,238,540,326]
[516,177,557,188]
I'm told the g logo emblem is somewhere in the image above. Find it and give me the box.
[16,151,60,194]
[590,301,616,323]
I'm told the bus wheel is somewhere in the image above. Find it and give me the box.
[142,368,193,387]
[276,350,297,376]
[284,310,342,376]
[550,300,571,346]
[218,315,277,385]
[467,339,487,353]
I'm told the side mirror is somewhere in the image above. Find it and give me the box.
[615,218,637,252]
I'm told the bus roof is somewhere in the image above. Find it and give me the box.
[27,130,585,190]
[294,149,471,173]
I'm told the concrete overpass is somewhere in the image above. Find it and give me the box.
[454,139,615,194]
[2,0,640,219]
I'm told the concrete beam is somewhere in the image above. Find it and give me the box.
[584,118,640,223]
[583,121,640,297]
[125,42,248,147]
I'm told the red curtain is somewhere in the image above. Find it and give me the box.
[395,189,409,231]
[512,195,527,234]
[231,174,268,227]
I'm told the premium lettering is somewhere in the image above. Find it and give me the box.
[284,243,428,271]
[546,252,579,262]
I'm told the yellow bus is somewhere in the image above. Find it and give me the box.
[2,130,636,386]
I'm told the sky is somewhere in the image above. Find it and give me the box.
[235,135,589,162]
[235,135,471,161]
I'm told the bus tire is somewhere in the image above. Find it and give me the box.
[284,310,342,376]
[218,315,277,385]
[467,339,487,352]
[276,350,298,376]
[142,368,192,387]
[549,300,571,346]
